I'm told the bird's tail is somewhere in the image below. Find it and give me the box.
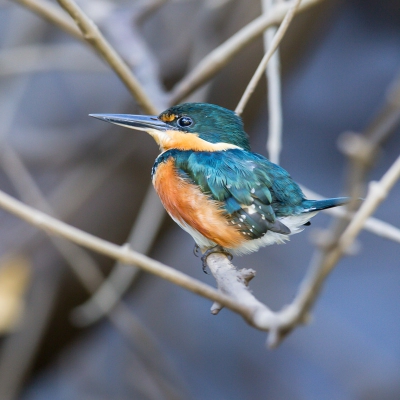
[301,197,350,213]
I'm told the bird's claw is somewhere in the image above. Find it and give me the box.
[200,245,233,274]
[193,244,201,257]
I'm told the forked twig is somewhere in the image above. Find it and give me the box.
[170,0,322,104]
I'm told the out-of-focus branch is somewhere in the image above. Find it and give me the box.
[339,156,400,247]
[0,143,186,398]
[0,143,105,290]
[11,0,162,113]
[261,0,283,165]
[11,0,82,39]
[301,185,400,245]
[236,0,302,115]
[71,186,165,326]
[0,44,108,76]
[57,0,158,114]
[267,155,400,347]
[264,69,400,347]
[169,0,323,105]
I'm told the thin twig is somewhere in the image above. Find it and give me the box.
[0,143,105,290]
[71,186,165,326]
[56,0,158,114]
[262,0,283,164]
[300,185,400,245]
[12,0,159,113]
[0,43,108,76]
[11,0,82,39]
[169,0,322,105]
[236,0,302,115]
[268,155,400,347]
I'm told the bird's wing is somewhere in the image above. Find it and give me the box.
[175,150,295,239]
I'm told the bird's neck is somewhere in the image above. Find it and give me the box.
[151,129,242,152]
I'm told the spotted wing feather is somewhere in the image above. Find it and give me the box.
[174,149,301,239]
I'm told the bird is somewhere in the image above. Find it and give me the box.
[90,103,349,271]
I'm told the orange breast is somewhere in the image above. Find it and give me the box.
[153,158,245,249]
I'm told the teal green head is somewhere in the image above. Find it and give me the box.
[90,103,251,152]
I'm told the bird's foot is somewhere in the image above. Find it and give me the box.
[193,244,201,257]
[201,245,233,274]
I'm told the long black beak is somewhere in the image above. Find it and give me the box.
[89,114,170,131]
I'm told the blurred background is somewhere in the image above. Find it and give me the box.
[0,0,400,399]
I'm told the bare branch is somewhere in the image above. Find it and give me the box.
[301,185,400,245]
[56,0,158,114]
[169,0,323,105]
[0,44,108,76]
[11,0,82,40]
[267,155,400,347]
[261,0,283,164]
[207,254,257,315]
[0,188,252,316]
[339,155,400,247]
[235,0,302,115]
[72,186,165,326]
[12,0,161,113]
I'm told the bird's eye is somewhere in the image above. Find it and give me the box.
[177,116,193,127]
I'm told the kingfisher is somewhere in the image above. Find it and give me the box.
[90,103,349,271]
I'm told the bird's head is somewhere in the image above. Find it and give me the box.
[90,103,251,152]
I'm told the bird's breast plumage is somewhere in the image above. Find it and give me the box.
[152,151,247,250]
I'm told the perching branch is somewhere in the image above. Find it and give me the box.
[235,0,302,115]
[0,147,398,347]
[0,188,251,317]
